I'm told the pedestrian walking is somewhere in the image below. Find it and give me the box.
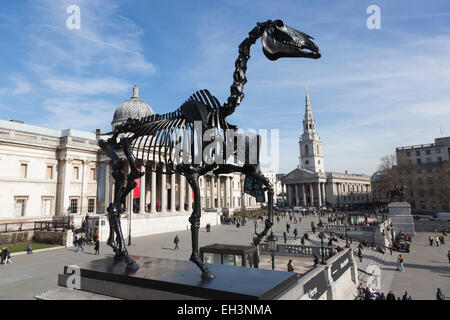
[402,291,412,300]
[301,236,305,245]
[313,254,319,267]
[174,235,180,250]
[435,236,440,246]
[74,233,84,252]
[436,288,445,300]
[206,223,211,232]
[358,248,363,263]
[283,232,287,244]
[286,222,290,233]
[26,244,33,254]
[293,228,298,240]
[397,255,405,272]
[1,247,12,264]
[429,235,434,246]
[439,235,445,245]
[386,291,396,300]
[94,239,100,255]
[287,260,294,272]
[448,250,450,263]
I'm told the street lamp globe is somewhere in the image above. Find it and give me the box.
[267,232,278,252]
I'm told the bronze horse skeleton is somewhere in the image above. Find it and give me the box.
[99,19,321,279]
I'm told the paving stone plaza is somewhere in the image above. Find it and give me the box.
[1,213,448,300]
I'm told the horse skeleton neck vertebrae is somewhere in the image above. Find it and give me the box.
[99,20,321,279]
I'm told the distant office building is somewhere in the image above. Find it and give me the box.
[396,136,450,212]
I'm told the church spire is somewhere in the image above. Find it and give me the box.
[305,86,313,121]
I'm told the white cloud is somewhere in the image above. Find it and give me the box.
[42,77,130,95]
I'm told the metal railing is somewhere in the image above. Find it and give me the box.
[0,219,69,233]
[259,242,334,259]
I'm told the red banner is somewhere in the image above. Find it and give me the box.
[133,169,141,199]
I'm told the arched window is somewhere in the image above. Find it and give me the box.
[305,144,309,155]
[316,145,319,154]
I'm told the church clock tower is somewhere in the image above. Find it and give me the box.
[298,87,325,173]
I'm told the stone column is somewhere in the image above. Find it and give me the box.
[170,173,176,212]
[287,184,292,207]
[309,183,314,207]
[139,165,146,214]
[317,182,322,207]
[203,177,207,208]
[57,157,72,215]
[179,174,185,212]
[302,184,307,206]
[210,175,215,208]
[295,184,299,206]
[225,176,229,208]
[230,177,233,207]
[151,169,156,213]
[217,176,222,209]
[80,159,90,215]
[321,182,326,205]
[160,166,167,213]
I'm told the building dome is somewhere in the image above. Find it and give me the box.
[111,85,155,129]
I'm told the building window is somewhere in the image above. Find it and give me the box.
[437,157,442,162]
[415,151,420,156]
[425,150,431,155]
[20,163,28,178]
[46,166,53,180]
[90,168,96,180]
[436,148,441,154]
[316,145,319,154]
[406,151,411,157]
[15,198,27,217]
[42,198,52,216]
[73,167,79,180]
[305,145,309,155]
[417,158,421,164]
[70,198,78,214]
[305,160,309,165]
[426,157,431,163]
[88,199,95,213]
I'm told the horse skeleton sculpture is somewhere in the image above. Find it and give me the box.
[99,20,321,279]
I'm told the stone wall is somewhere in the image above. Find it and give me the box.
[33,231,64,245]
[0,231,34,244]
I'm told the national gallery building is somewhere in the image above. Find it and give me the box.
[0,86,259,229]
[280,89,372,208]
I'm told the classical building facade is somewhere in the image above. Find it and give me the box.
[280,89,372,208]
[395,136,450,212]
[0,86,259,224]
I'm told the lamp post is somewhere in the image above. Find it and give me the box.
[267,232,278,270]
[317,220,326,264]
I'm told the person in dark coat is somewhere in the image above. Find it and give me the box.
[313,254,319,267]
[386,291,396,300]
[283,232,287,244]
[94,240,100,255]
[293,228,298,240]
[287,260,294,272]
[174,235,180,250]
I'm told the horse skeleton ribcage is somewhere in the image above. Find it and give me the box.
[123,89,238,175]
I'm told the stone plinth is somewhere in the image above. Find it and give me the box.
[57,256,298,300]
[387,202,415,236]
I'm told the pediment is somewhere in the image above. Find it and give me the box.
[281,167,318,183]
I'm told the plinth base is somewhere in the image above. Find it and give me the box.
[57,256,298,300]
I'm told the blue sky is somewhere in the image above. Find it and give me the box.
[0,0,449,175]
